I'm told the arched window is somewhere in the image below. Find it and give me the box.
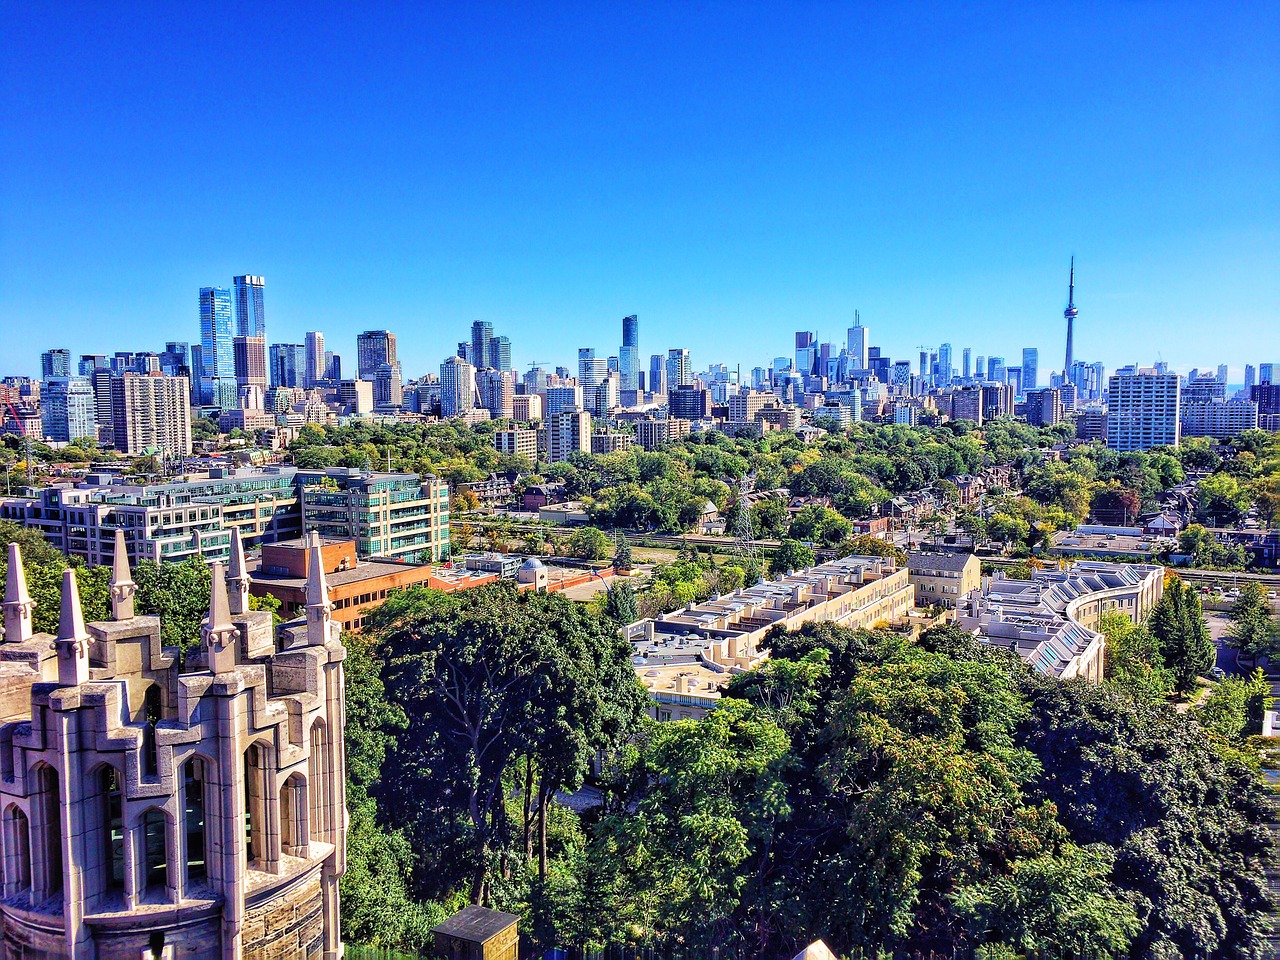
[3,806,29,898]
[280,773,308,858]
[244,744,268,869]
[88,765,124,902]
[31,765,62,900]
[183,758,207,887]
[308,721,331,841]
[141,809,168,899]
[142,685,162,779]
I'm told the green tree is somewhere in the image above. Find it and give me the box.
[368,583,647,905]
[771,539,815,572]
[954,844,1142,960]
[602,581,638,625]
[340,634,445,948]
[612,534,633,572]
[568,526,611,561]
[592,699,791,952]
[1148,579,1214,691]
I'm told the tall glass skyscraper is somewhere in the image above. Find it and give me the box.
[1021,348,1039,394]
[234,275,266,338]
[619,314,639,392]
[470,321,494,369]
[199,287,234,406]
[357,330,398,381]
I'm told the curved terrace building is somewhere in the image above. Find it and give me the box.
[955,560,1165,681]
[0,528,347,959]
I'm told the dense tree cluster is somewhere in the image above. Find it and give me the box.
[346,585,1277,960]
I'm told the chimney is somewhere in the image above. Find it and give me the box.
[202,561,239,674]
[3,542,35,643]
[109,528,137,621]
[56,568,91,686]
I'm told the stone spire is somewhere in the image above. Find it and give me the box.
[110,528,137,621]
[305,531,332,646]
[227,526,250,616]
[56,567,91,686]
[3,542,35,644]
[202,561,239,674]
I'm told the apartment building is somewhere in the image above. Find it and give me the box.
[624,555,914,720]
[298,468,451,563]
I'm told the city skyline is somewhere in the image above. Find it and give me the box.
[9,268,1276,387]
[2,4,1275,380]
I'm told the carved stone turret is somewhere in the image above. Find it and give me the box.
[227,527,250,616]
[202,561,239,674]
[3,541,35,643]
[305,531,332,646]
[56,567,91,686]
[110,528,137,621]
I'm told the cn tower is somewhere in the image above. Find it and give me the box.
[1063,257,1078,378]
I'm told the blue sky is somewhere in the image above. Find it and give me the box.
[2,2,1277,381]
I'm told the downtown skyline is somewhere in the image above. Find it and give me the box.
[2,3,1276,379]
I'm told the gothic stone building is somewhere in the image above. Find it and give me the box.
[0,528,347,959]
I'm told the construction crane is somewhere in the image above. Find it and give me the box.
[2,399,35,494]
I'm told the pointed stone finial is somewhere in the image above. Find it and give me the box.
[56,568,91,686]
[227,527,250,616]
[110,529,137,621]
[305,532,332,646]
[3,542,35,644]
[202,561,239,674]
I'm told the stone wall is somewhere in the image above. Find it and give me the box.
[243,873,325,960]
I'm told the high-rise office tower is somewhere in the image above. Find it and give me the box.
[1063,258,1078,377]
[1262,363,1275,385]
[619,314,640,392]
[110,372,193,457]
[304,331,326,388]
[918,351,928,378]
[847,312,869,370]
[373,362,404,409]
[1022,348,1039,394]
[1107,368,1180,451]
[269,343,307,388]
[440,355,476,417]
[233,336,268,392]
[324,351,341,382]
[938,344,953,387]
[159,343,189,378]
[41,348,72,379]
[40,376,97,442]
[962,348,972,380]
[649,354,668,395]
[488,336,511,372]
[795,332,817,377]
[666,348,692,388]
[477,369,515,419]
[1244,365,1257,392]
[988,357,1006,384]
[1217,364,1229,384]
[578,347,606,393]
[471,321,494,369]
[975,356,986,380]
[357,330,398,381]
[78,354,108,376]
[199,287,235,407]
[233,275,265,338]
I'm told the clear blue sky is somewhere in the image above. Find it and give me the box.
[2,2,1277,381]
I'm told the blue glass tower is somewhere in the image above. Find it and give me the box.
[234,275,266,338]
[619,314,639,392]
[200,286,234,406]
